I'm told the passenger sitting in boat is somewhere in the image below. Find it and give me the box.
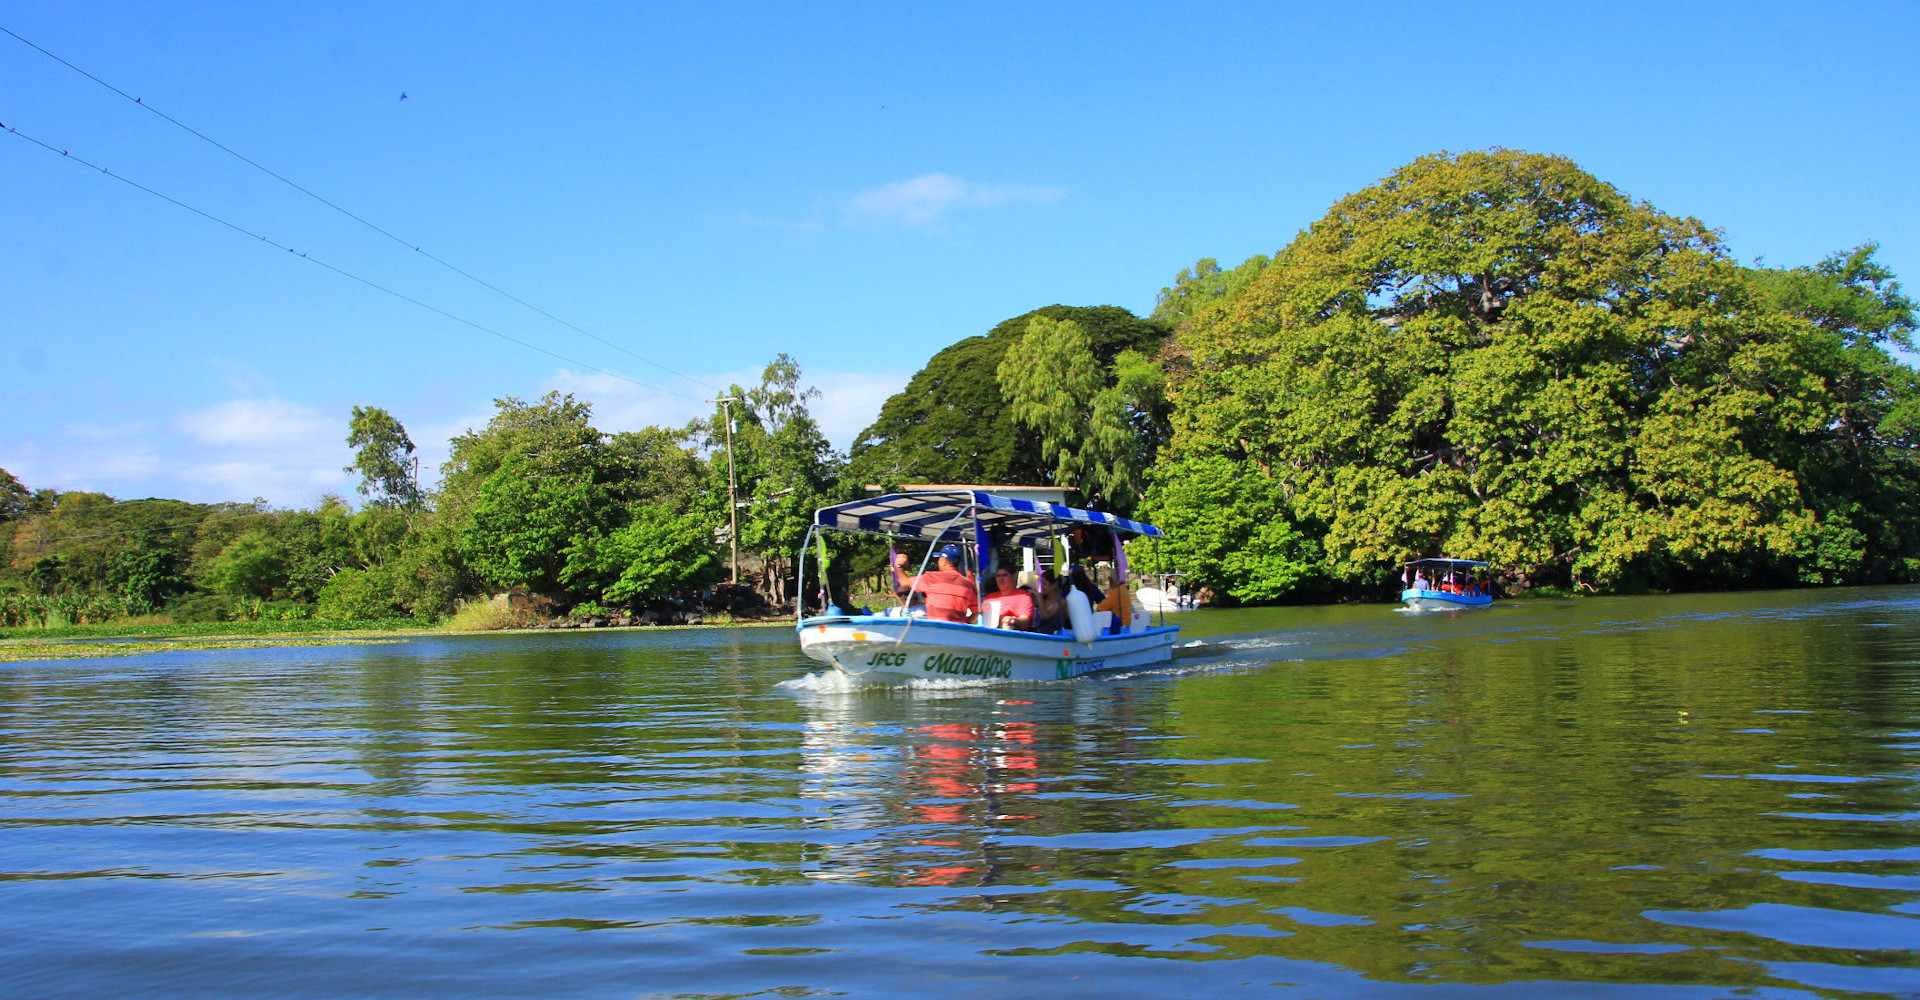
[1412,572,1432,591]
[1068,564,1104,605]
[892,544,977,623]
[983,567,1036,630]
[1094,574,1132,631]
[1031,571,1067,633]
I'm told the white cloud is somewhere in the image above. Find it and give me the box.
[175,399,336,448]
[0,438,164,494]
[175,460,343,501]
[545,366,908,453]
[64,420,158,443]
[808,370,911,448]
[843,173,1066,227]
[166,400,353,502]
[543,369,730,434]
[1,398,356,505]
[207,358,276,396]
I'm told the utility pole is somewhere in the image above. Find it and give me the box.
[709,396,743,583]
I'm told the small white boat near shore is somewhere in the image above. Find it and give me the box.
[1134,573,1200,613]
[795,490,1180,683]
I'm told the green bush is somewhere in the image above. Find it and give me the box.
[166,594,240,623]
[315,567,402,621]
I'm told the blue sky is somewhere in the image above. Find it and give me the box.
[4,1,1915,506]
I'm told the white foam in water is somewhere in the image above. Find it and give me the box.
[904,675,1040,692]
[778,670,864,694]
[1186,635,1300,652]
[1107,656,1277,680]
[780,664,1255,694]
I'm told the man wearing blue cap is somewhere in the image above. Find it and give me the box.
[892,543,978,623]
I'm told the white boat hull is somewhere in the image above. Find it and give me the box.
[797,615,1181,682]
[1401,588,1492,612]
[1133,586,1198,613]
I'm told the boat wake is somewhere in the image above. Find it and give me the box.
[1183,634,1302,653]
[778,650,1270,695]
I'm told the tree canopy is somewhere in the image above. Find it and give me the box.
[6,151,1914,625]
[681,354,844,603]
[2,356,842,627]
[1154,149,1920,596]
[345,405,420,512]
[850,305,1169,514]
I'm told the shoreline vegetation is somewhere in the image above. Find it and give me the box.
[0,580,1837,665]
[0,613,796,664]
[6,150,1917,635]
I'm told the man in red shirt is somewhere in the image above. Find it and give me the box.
[982,567,1037,630]
[893,544,978,623]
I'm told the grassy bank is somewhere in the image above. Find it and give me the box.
[0,617,433,642]
[0,616,437,664]
[0,636,410,663]
[0,613,798,665]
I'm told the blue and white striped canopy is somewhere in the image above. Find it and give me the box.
[813,491,1162,547]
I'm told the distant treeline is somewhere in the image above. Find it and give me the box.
[5,149,1916,626]
[0,357,838,628]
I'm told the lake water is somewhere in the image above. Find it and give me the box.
[4,587,1918,998]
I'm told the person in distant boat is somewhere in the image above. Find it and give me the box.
[982,566,1037,630]
[1412,570,1432,591]
[893,544,977,623]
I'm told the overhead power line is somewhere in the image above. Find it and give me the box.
[11,506,282,545]
[2,120,706,403]
[0,24,717,394]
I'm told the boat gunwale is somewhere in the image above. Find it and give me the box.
[797,613,1180,641]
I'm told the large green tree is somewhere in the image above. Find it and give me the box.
[1747,243,1920,582]
[0,469,31,523]
[440,391,728,608]
[345,406,420,516]
[1134,455,1321,603]
[850,305,1169,511]
[1160,149,1920,595]
[685,354,841,603]
[6,491,208,615]
[996,315,1169,514]
[565,504,721,607]
[441,393,617,596]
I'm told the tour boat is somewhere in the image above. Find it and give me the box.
[795,490,1180,682]
[1400,557,1493,611]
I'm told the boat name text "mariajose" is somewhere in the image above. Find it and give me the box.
[860,650,1015,679]
[909,651,1014,679]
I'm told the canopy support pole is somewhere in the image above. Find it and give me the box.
[796,526,817,623]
